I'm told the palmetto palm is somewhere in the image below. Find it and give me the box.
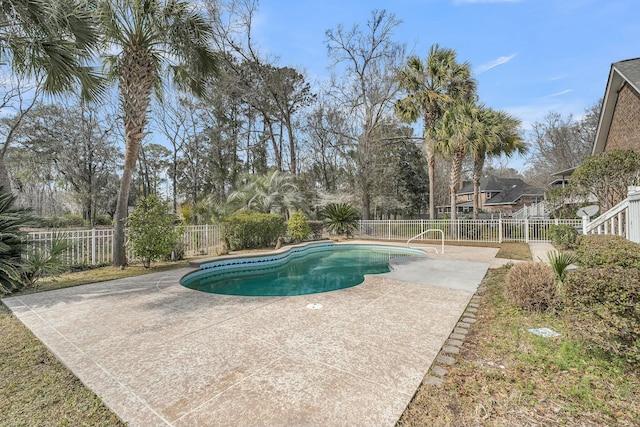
[434,100,479,222]
[0,0,102,192]
[470,108,525,219]
[228,170,305,218]
[0,190,32,294]
[0,0,102,98]
[100,0,218,266]
[395,44,476,219]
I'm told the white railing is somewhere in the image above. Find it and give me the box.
[357,218,583,244]
[26,225,222,266]
[512,201,549,219]
[407,229,444,253]
[584,186,640,243]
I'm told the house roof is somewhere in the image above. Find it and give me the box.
[458,176,543,206]
[592,58,640,155]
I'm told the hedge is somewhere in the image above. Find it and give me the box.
[222,211,286,250]
[576,234,640,269]
[563,267,640,363]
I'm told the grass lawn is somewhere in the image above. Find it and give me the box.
[0,302,126,427]
[398,267,640,426]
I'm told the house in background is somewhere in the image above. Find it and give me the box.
[592,58,640,155]
[437,176,544,217]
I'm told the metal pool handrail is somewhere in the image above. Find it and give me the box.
[407,229,445,254]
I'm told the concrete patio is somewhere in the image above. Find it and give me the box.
[4,243,502,426]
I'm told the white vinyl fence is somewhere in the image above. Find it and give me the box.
[25,218,584,267]
[26,225,222,266]
[356,218,583,244]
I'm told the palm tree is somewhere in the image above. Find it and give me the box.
[470,108,525,219]
[0,0,102,191]
[0,0,102,97]
[227,170,305,218]
[395,44,476,219]
[0,190,32,294]
[99,0,218,266]
[434,100,479,223]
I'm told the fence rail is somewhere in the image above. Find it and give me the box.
[356,219,583,244]
[26,225,222,266]
[25,218,586,267]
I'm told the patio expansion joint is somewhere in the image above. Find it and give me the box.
[170,353,289,425]
[305,354,415,398]
[91,361,175,427]
[7,302,175,426]
[14,305,87,356]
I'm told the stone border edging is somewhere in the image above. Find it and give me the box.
[422,284,486,386]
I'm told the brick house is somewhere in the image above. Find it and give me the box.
[592,58,640,154]
[438,176,544,216]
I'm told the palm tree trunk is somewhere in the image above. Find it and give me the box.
[426,138,436,220]
[112,49,154,267]
[449,148,465,225]
[472,153,485,220]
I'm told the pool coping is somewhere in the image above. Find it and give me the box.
[182,240,428,291]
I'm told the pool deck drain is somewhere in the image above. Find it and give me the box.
[3,242,501,427]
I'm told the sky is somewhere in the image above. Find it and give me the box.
[245,0,640,170]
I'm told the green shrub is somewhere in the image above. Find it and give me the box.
[222,211,286,250]
[126,195,179,268]
[323,203,359,237]
[0,191,32,295]
[22,233,69,287]
[58,213,85,228]
[548,224,579,249]
[576,235,640,269]
[563,267,640,363]
[93,214,113,226]
[546,250,579,281]
[504,262,557,312]
[287,211,310,242]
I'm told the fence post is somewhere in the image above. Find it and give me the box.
[627,186,640,243]
[524,218,530,243]
[205,224,209,255]
[91,228,96,265]
[498,218,503,243]
[388,220,391,240]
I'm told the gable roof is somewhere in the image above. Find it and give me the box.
[592,58,640,154]
[458,176,543,205]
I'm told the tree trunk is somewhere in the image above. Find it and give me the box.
[472,153,485,220]
[449,148,465,224]
[426,138,436,220]
[286,115,297,175]
[0,158,12,194]
[112,49,154,267]
[113,138,141,266]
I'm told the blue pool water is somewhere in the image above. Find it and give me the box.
[180,244,425,296]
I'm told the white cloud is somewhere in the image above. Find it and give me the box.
[454,0,522,4]
[504,100,583,132]
[543,89,572,98]
[476,54,517,74]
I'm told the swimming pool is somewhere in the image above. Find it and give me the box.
[181,242,426,296]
